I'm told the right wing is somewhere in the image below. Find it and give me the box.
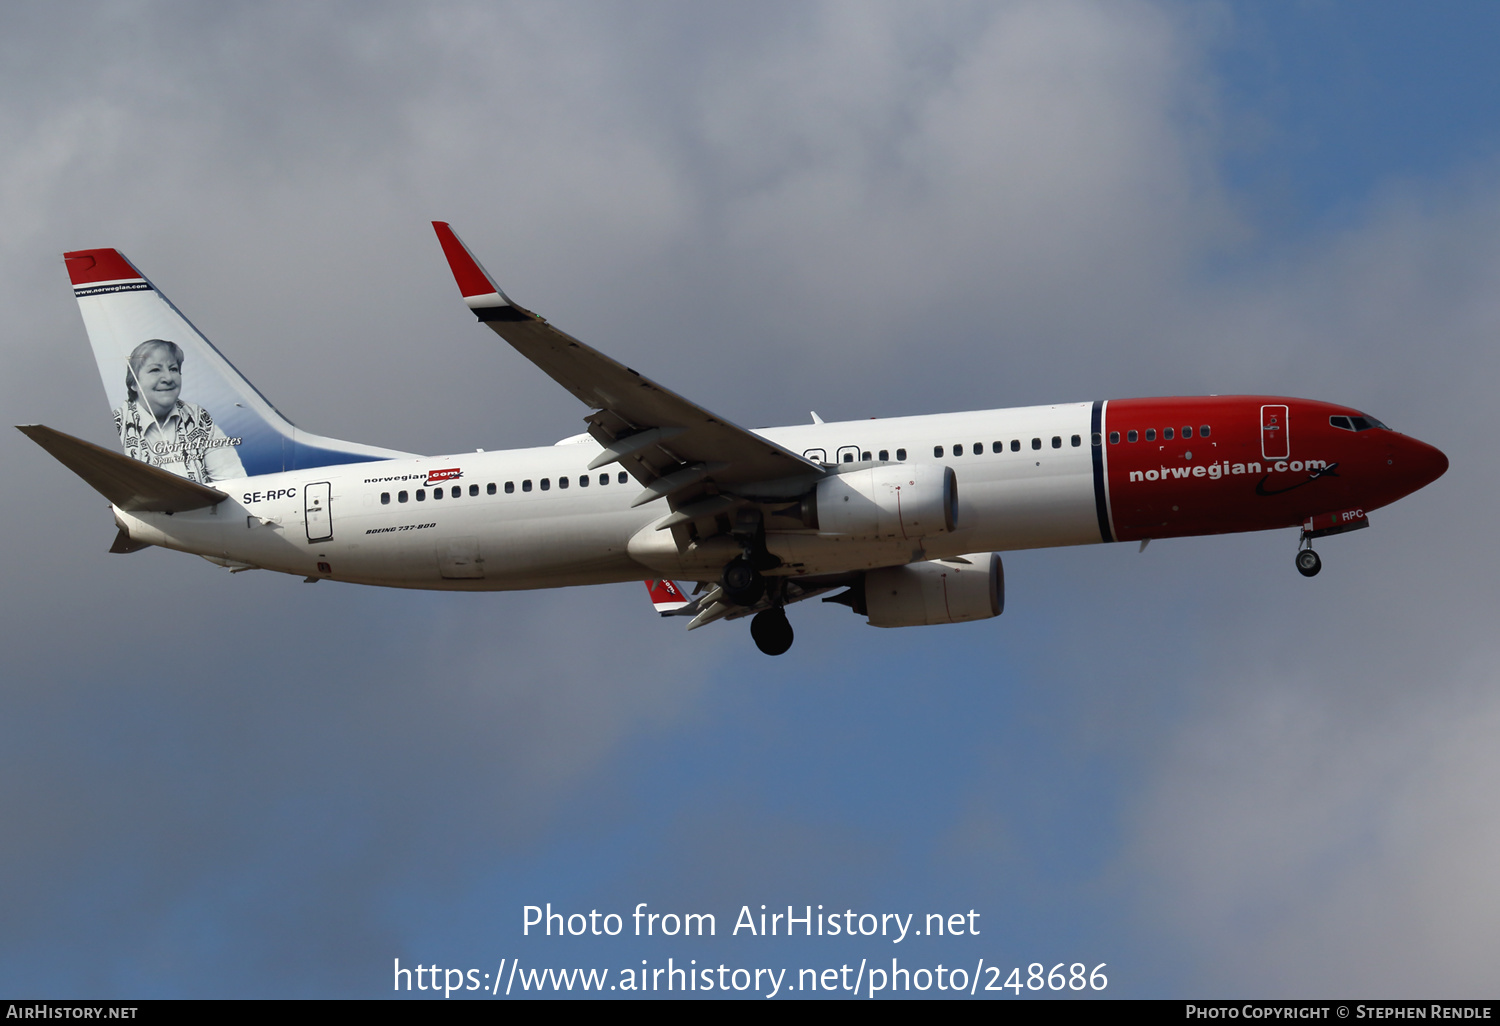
[432,223,823,516]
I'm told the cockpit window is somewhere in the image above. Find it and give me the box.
[1332,414,1390,432]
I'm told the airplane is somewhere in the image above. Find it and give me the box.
[20,223,1449,655]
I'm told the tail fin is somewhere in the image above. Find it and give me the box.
[65,248,412,483]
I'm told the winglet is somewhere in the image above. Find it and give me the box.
[645,579,691,614]
[431,221,529,322]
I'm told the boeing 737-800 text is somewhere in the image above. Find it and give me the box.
[20,223,1448,654]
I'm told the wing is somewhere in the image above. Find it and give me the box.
[432,223,822,517]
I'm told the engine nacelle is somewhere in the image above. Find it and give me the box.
[864,553,1003,628]
[811,464,957,540]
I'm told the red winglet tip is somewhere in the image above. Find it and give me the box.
[64,248,142,286]
[431,221,496,299]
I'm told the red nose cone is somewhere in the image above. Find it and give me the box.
[1399,436,1448,493]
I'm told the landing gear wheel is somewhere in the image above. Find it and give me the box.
[722,556,766,606]
[1295,549,1322,578]
[751,608,794,655]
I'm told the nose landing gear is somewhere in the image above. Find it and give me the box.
[1295,523,1323,577]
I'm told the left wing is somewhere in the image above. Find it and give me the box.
[432,222,822,516]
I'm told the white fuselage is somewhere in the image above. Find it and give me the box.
[116,404,1104,589]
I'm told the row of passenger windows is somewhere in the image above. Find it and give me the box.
[377,423,1221,504]
[936,436,1082,458]
[381,470,632,504]
[824,449,910,463]
[1108,425,1212,444]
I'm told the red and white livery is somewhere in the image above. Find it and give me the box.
[20,224,1448,654]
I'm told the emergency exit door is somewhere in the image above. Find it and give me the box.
[305,482,333,542]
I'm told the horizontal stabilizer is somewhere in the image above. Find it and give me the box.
[18,424,228,512]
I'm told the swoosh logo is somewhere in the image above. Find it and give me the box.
[1255,462,1341,497]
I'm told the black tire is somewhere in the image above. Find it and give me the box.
[722,556,765,606]
[751,608,794,656]
[1295,549,1322,577]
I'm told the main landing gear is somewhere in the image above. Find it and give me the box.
[721,555,766,606]
[724,557,794,655]
[751,607,794,656]
[723,510,794,654]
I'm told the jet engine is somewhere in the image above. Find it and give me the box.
[863,552,1003,628]
[809,464,957,540]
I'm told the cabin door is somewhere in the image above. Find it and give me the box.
[1260,405,1290,460]
[304,482,333,542]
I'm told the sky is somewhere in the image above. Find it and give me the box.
[3,0,1499,1000]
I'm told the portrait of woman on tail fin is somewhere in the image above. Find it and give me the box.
[113,338,246,484]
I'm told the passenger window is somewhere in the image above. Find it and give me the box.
[862,451,872,460]
[541,478,550,491]
[1145,429,1156,441]
[579,474,589,487]
[896,448,906,461]
[934,445,944,457]
[1127,430,1138,442]
[1163,427,1174,440]
[618,472,628,484]
[469,484,479,496]
[505,481,514,493]
[398,490,408,503]
[1071,434,1081,447]
[1052,436,1061,448]
[1031,438,1041,450]
[451,486,461,498]
[416,489,426,501]
[599,474,609,486]
[558,476,569,489]
[878,450,888,461]
[489,483,498,495]
[842,451,854,463]
[522,480,532,492]
[1199,425,1210,438]
[432,487,442,500]
[972,443,982,455]
[381,492,390,505]
[1010,440,1020,452]
[992,441,1002,453]
[953,444,963,456]
[1109,432,1119,444]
